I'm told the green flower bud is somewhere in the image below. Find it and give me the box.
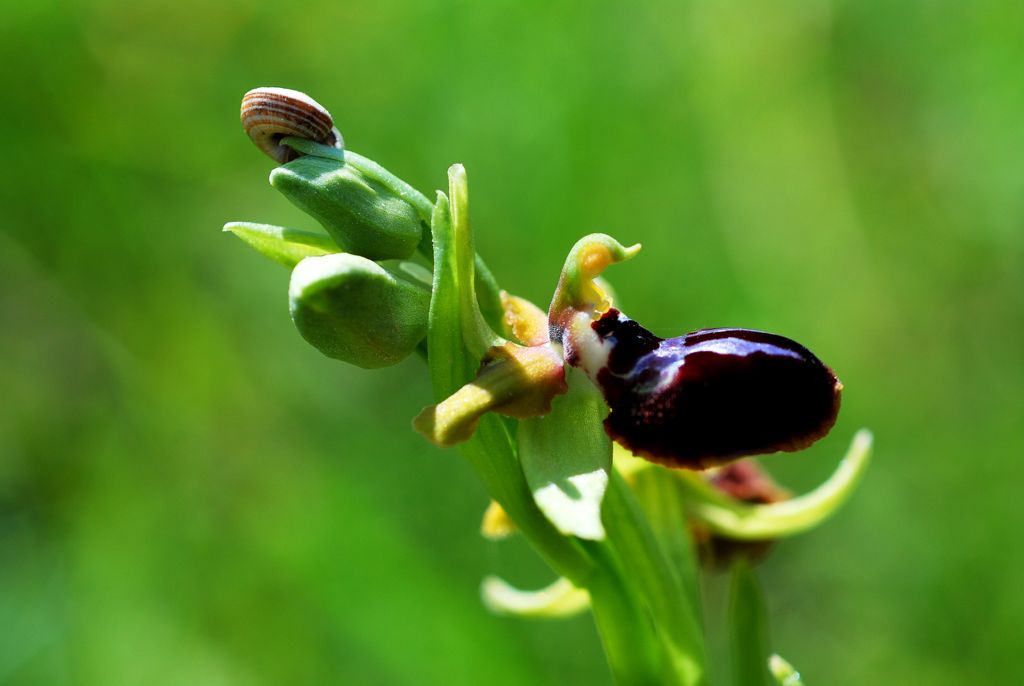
[271,155,423,261]
[289,253,430,369]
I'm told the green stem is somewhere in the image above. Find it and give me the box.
[634,469,702,610]
[729,561,772,686]
[462,419,593,585]
[587,547,665,686]
[603,471,707,686]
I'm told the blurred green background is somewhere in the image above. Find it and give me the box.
[2,0,1022,684]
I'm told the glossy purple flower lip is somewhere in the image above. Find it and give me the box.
[584,309,842,469]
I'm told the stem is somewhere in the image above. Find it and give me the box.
[462,418,594,585]
[729,561,772,686]
[587,547,665,686]
[603,471,707,686]
[634,469,702,610]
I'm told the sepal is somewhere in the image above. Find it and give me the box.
[224,221,338,268]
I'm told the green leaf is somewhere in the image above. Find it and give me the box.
[678,429,873,540]
[729,561,772,686]
[289,253,430,369]
[480,576,590,619]
[769,654,805,686]
[223,222,338,268]
[519,369,612,540]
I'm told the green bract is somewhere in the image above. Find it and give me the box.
[289,253,430,369]
[271,155,423,261]
[223,222,339,268]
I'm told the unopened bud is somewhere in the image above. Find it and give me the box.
[289,253,430,369]
[272,156,422,261]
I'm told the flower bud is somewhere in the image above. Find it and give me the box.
[289,253,430,369]
[271,155,422,261]
[575,308,841,469]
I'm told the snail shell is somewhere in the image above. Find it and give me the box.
[240,87,343,164]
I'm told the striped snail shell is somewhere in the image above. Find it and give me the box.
[240,87,343,164]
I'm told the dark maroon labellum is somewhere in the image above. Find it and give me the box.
[591,309,842,469]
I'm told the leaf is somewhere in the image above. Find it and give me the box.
[481,576,590,619]
[678,429,874,540]
[223,222,338,268]
[519,369,611,540]
[729,560,772,686]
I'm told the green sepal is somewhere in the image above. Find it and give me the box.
[519,368,611,540]
[271,155,422,261]
[289,253,430,369]
[223,222,339,268]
